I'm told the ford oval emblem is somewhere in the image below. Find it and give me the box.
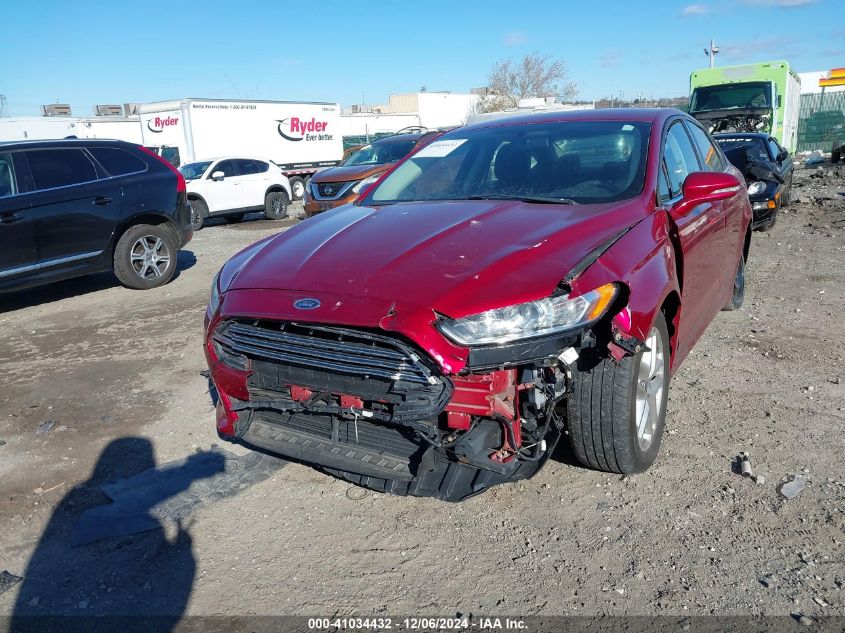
[293,298,321,310]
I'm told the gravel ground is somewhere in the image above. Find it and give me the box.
[0,167,843,623]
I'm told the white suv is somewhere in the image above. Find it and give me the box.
[179,157,293,230]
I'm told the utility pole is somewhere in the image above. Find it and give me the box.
[704,39,719,68]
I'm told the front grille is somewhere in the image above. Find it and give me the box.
[216,321,433,384]
[214,320,452,423]
[315,181,349,198]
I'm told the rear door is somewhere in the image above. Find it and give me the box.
[660,120,726,358]
[0,152,39,282]
[21,147,122,269]
[233,159,270,208]
[205,159,244,213]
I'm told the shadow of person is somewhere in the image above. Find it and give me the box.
[10,437,223,633]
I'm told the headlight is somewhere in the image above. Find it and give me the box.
[438,283,618,346]
[351,174,380,194]
[747,181,766,196]
[208,272,222,315]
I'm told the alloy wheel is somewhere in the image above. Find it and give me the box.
[635,326,666,451]
[130,235,171,280]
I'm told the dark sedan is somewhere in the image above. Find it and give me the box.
[714,133,794,230]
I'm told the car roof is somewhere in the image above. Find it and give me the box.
[371,132,430,144]
[712,133,770,140]
[189,156,276,164]
[0,138,133,151]
[461,108,680,133]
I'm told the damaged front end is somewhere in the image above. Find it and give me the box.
[205,283,628,501]
[692,108,772,135]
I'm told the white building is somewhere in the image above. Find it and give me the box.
[0,116,143,143]
[340,91,480,137]
[798,71,845,95]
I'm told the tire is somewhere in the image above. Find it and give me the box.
[567,312,670,474]
[289,176,305,201]
[224,213,245,224]
[264,190,290,220]
[759,208,778,232]
[188,198,206,231]
[780,180,791,208]
[722,251,746,310]
[832,148,841,164]
[113,224,178,290]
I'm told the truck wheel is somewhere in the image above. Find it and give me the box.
[189,198,206,231]
[567,312,670,474]
[289,176,305,200]
[833,148,841,164]
[113,224,177,290]
[722,252,746,310]
[264,191,290,220]
[224,213,245,224]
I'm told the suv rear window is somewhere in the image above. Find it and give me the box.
[88,147,147,176]
[26,149,97,190]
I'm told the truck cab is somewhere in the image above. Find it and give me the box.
[689,61,801,152]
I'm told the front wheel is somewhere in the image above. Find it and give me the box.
[188,198,206,231]
[567,313,670,473]
[113,224,178,290]
[289,176,305,201]
[264,191,290,220]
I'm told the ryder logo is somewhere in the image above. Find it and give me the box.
[147,116,179,133]
[276,117,333,142]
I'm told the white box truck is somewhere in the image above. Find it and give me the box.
[139,98,343,199]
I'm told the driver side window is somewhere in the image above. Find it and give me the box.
[662,122,701,199]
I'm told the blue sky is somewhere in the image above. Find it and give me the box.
[1,0,842,116]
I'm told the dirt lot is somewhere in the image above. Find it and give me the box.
[0,165,843,622]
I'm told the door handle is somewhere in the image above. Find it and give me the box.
[92,196,113,206]
[0,213,23,224]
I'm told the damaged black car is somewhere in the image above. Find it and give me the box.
[715,133,794,231]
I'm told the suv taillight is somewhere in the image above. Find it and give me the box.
[138,145,186,193]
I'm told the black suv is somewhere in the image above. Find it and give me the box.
[0,139,192,293]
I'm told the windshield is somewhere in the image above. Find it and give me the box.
[690,82,772,112]
[179,161,212,181]
[365,120,650,206]
[714,137,770,162]
[343,139,417,166]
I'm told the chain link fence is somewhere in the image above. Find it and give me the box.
[797,92,845,152]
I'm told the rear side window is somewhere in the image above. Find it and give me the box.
[88,147,147,176]
[25,149,97,190]
[662,122,701,198]
[685,122,725,171]
[234,159,264,175]
[0,153,17,198]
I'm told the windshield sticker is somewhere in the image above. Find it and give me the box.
[414,139,467,158]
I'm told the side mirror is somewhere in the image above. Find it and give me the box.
[211,171,225,181]
[672,171,741,217]
[776,149,788,163]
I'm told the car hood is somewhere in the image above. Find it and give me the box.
[311,163,391,184]
[691,106,772,120]
[225,199,645,319]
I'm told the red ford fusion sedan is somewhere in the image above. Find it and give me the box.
[204,109,751,501]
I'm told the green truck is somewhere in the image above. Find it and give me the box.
[689,60,801,152]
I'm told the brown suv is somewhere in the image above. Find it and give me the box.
[304,132,437,216]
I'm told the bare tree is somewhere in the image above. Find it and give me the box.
[477,52,577,113]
